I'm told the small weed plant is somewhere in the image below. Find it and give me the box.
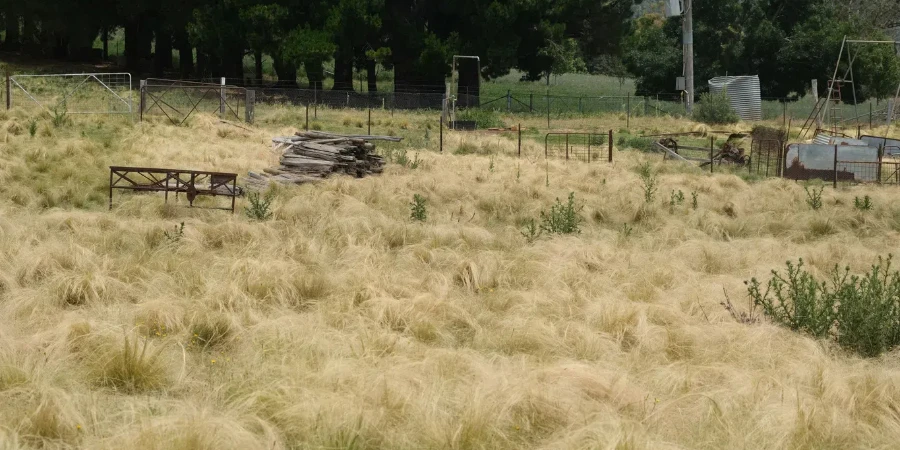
[245,192,274,221]
[691,191,698,210]
[163,222,185,243]
[28,119,37,137]
[395,149,421,169]
[489,156,495,173]
[621,223,634,238]
[854,195,873,211]
[540,192,582,235]
[745,256,900,357]
[410,194,427,222]
[804,185,824,210]
[520,218,542,243]
[669,190,685,212]
[638,163,658,203]
[50,105,69,128]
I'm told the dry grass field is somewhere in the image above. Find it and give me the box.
[2,104,900,450]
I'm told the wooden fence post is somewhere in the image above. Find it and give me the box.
[608,130,613,163]
[833,145,839,189]
[219,77,225,119]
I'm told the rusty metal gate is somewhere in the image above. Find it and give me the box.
[748,139,784,177]
[544,132,612,162]
[140,78,251,125]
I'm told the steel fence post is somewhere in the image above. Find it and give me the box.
[139,79,146,122]
[529,93,533,112]
[506,89,511,112]
[305,103,309,131]
[626,94,631,129]
[517,124,521,158]
[440,114,443,153]
[546,95,550,129]
[833,145,839,189]
[368,104,371,135]
[710,136,714,174]
[5,72,10,110]
[565,133,569,160]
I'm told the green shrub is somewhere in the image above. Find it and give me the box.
[455,108,505,129]
[638,163,658,203]
[410,194,427,222]
[540,192,582,235]
[163,222,185,243]
[245,192,274,221]
[854,195,873,211]
[804,185,824,210]
[694,91,739,125]
[28,119,37,137]
[746,256,900,357]
[520,218,542,243]
[617,135,656,152]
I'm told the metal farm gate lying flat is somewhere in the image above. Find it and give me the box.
[544,132,613,162]
[140,78,253,125]
[5,73,132,117]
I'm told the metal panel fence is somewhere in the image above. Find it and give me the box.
[6,73,132,117]
[544,132,612,162]
[141,78,247,125]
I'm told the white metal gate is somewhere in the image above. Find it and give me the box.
[6,73,132,117]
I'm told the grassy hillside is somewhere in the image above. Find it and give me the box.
[2,102,900,449]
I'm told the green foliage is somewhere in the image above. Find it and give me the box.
[520,218,542,243]
[395,149,420,169]
[282,27,337,70]
[49,106,69,128]
[540,192,582,235]
[245,192,274,221]
[638,163,658,203]
[621,222,634,238]
[455,109,505,129]
[854,195,873,211]
[694,91,739,125]
[669,190,684,210]
[28,119,37,138]
[747,256,900,357]
[163,222,185,243]
[617,135,655,153]
[691,191,698,210]
[538,36,587,81]
[489,156,495,173]
[410,194,427,222]
[804,185,824,210]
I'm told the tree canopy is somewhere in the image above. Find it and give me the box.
[0,0,898,99]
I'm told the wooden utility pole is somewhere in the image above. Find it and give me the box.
[683,0,694,115]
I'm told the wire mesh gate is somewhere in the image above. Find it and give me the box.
[6,73,132,117]
[748,139,784,177]
[141,78,250,125]
[544,132,612,162]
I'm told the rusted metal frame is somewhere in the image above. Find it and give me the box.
[179,88,218,126]
[143,90,181,125]
[143,84,181,116]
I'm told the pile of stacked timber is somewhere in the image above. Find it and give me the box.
[247,131,402,189]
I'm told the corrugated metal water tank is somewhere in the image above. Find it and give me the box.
[708,76,763,121]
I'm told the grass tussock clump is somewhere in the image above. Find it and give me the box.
[84,334,170,393]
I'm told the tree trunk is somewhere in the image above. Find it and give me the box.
[176,30,193,78]
[125,19,140,70]
[102,27,109,60]
[4,11,20,50]
[196,50,209,77]
[305,61,324,90]
[272,54,298,87]
[153,28,173,76]
[332,48,353,90]
[366,59,377,93]
[254,50,263,85]
[22,15,35,52]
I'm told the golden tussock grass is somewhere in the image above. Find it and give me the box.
[1,108,900,449]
